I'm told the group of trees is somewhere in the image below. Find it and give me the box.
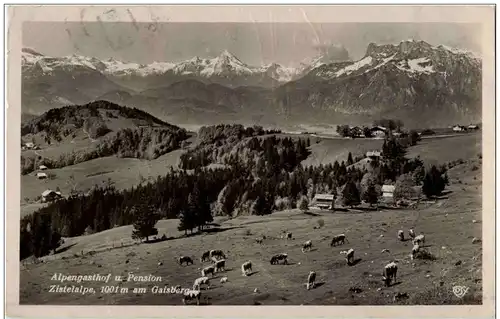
[20,122,450,260]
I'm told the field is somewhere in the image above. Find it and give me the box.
[20,153,482,305]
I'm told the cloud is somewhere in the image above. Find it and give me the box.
[312,40,351,62]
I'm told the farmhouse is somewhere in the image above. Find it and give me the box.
[370,126,387,138]
[310,194,335,210]
[41,190,63,203]
[366,150,381,161]
[39,165,48,171]
[24,142,35,149]
[453,125,466,132]
[381,185,395,200]
[468,124,479,130]
[36,172,48,179]
[349,126,364,138]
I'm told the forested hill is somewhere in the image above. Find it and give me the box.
[21,101,189,174]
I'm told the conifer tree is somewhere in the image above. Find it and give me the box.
[131,198,159,242]
[342,180,361,208]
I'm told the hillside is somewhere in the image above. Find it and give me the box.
[20,100,189,175]
[20,157,482,305]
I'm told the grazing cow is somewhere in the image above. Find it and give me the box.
[341,248,355,265]
[179,256,194,266]
[408,228,416,239]
[255,238,263,244]
[330,234,348,247]
[220,276,228,283]
[270,253,288,265]
[307,271,316,290]
[201,265,215,277]
[413,234,425,246]
[302,240,312,253]
[241,261,252,276]
[397,230,405,241]
[214,259,226,272]
[193,276,210,290]
[209,249,226,260]
[410,244,420,260]
[200,251,210,263]
[382,262,398,287]
[182,289,201,305]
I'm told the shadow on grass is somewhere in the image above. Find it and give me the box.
[246,271,260,277]
[201,226,243,234]
[313,282,326,289]
[303,211,321,216]
[54,243,77,255]
[348,258,362,266]
[144,237,173,244]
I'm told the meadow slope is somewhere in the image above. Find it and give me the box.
[20,155,482,305]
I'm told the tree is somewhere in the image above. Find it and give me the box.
[298,195,309,212]
[131,200,159,242]
[50,230,62,254]
[362,181,379,207]
[422,165,447,198]
[393,174,416,201]
[409,130,421,146]
[342,180,361,208]
[347,152,354,166]
[177,193,197,235]
[336,125,351,137]
[363,127,373,138]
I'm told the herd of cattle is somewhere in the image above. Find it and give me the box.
[180,228,427,305]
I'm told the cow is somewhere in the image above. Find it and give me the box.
[270,253,288,265]
[200,251,211,263]
[193,276,210,290]
[382,262,398,287]
[302,240,312,253]
[341,248,355,265]
[182,289,201,305]
[201,265,215,277]
[397,230,405,241]
[255,238,263,244]
[214,259,226,272]
[413,234,425,247]
[241,261,252,276]
[209,249,226,260]
[286,232,293,240]
[220,276,228,283]
[330,234,348,247]
[179,256,194,266]
[410,244,420,260]
[307,271,316,290]
[408,228,416,239]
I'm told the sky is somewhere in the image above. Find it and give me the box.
[23,22,481,67]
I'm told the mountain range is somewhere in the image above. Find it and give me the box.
[21,40,482,128]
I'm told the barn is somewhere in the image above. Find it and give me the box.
[41,190,62,203]
[310,194,335,210]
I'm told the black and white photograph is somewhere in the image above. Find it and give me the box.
[5,4,495,315]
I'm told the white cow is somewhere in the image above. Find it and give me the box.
[241,261,252,276]
[193,276,210,290]
[307,271,316,290]
[182,289,201,305]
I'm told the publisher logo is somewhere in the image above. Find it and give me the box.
[452,286,469,298]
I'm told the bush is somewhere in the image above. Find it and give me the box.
[298,196,309,212]
[317,219,325,228]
